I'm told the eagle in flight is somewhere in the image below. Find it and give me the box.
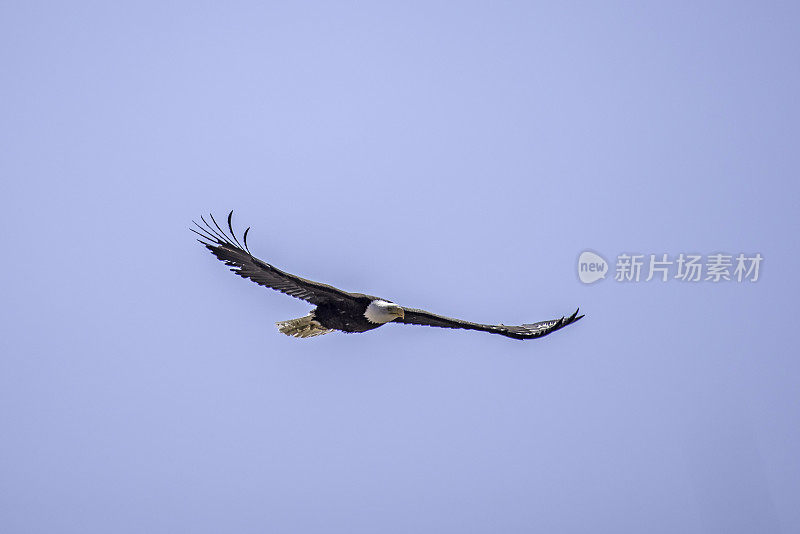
[192,212,584,340]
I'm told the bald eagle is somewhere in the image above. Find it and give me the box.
[192,212,584,340]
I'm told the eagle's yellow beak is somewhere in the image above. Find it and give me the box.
[389,306,405,319]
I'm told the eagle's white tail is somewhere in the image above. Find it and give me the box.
[275,314,332,338]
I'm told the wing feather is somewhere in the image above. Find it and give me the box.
[397,307,584,340]
[193,211,354,305]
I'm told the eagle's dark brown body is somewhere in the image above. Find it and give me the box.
[313,295,385,333]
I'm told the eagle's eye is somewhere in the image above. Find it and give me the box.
[388,305,404,318]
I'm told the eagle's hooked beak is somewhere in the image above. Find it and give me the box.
[389,305,405,320]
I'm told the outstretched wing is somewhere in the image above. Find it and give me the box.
[192,211,354,305]
[396,307,584,340]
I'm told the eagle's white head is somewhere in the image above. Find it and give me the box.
[364,299,405,323]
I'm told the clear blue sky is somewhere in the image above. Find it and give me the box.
[2,2,799,533]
